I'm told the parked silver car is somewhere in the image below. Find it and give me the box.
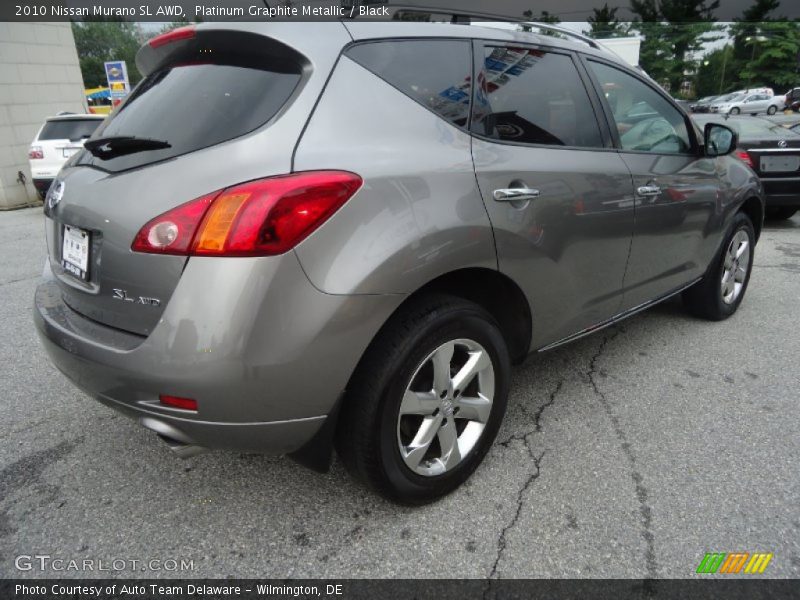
[35,21,764,503]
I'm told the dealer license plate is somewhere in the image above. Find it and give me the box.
[760,155,800,172]
[62,225,90,281]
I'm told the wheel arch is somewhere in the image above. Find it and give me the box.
[403,268,533,365]
[738,195,764,241]
[289,267,533,473]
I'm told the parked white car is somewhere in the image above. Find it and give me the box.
[28,113,104,198]
[711,92,783,116]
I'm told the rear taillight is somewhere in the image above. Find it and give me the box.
[29,146,43,159]
[131,171,362,256]
[148,25,195,49]
[735,151,754,168]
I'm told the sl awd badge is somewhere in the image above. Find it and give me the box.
[112,289,161,306]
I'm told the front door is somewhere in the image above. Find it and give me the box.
[471,43,636,349]
[584,59,721,310]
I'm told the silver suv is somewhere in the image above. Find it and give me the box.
[35,21,764,504]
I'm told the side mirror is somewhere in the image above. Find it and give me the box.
[704,122,737,157]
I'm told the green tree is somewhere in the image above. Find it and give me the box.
[693,45,736,97]
[630,0,722,93]
[586,3,629,38]
[738,21,800,91]
[729,0,780,73]
[71,20,144,88]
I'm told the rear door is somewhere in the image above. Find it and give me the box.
[743,94,770,114]
[470,42,636,349]
[583,58,720,310]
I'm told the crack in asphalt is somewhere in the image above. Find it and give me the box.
[489,376,569,581]
[0,274,39,287]
[488,444,546,583]
[587,329,658,581]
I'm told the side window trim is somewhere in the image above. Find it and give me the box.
[343,37,474,133]
[580,55,700,156]
[469,39,612,152]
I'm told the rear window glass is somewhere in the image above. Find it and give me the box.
[78,61,302,172]
[346,40,472,129]
[39,119,102,141]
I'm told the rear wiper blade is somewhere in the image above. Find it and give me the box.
[84,135,171,159]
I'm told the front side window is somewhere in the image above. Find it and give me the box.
[587,61,692,154]
[472,46,604,148]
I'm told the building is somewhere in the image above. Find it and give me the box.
[0,22,86,209]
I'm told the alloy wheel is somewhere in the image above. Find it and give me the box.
[721,229,750,305]
[396,338,495,477]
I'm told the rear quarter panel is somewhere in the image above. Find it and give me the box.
[293,55,497,295]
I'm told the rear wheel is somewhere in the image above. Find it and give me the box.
[336,295,510,504]
[765,207,797,220]
[767,105,778,115]
[683,212,754,320]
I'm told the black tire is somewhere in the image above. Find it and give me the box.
[765,207,797,220]
[683,212,755,321]
[730,107,741,115]
[336,294,511,505]
[767,105,777,115]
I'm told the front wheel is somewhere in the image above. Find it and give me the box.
[730,107,741,115]
[336,295,510,504]
[767,105,778,115]
[683,212,755,320]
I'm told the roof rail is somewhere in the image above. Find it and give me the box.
[355,3,603,50]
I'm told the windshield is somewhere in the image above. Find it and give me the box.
[39,119,102,142]
[717,93,745,103]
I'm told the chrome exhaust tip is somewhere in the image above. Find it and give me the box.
[139,417,207,459]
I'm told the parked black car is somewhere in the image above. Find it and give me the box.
[694,114,800,220]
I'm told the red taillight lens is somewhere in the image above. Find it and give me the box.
[148,25,196,49]
[159,395,197,411]
[131,192,218,254]
[735,151,754,168]
[29,146,43,159]
[131,171,362,256]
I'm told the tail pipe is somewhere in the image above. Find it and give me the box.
[139,417,207,459]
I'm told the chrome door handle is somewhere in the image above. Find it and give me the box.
[493,188,540,202]
[636,185,661,197]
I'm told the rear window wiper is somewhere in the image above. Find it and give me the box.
[84,135,171,159]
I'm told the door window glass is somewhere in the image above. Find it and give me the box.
[472,46,604,148]
[588,61,692,154]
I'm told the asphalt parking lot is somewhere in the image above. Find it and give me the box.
[1,207,798,579]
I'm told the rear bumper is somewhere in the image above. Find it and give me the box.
[761,177,800,207]
[34,254,404,455]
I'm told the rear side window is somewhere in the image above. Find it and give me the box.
[346,40,472,128]
[472,46,604,148]
[39,119,102,141]
[79,50,303,172]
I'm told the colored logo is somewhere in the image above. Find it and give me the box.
[696,552,773,574]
